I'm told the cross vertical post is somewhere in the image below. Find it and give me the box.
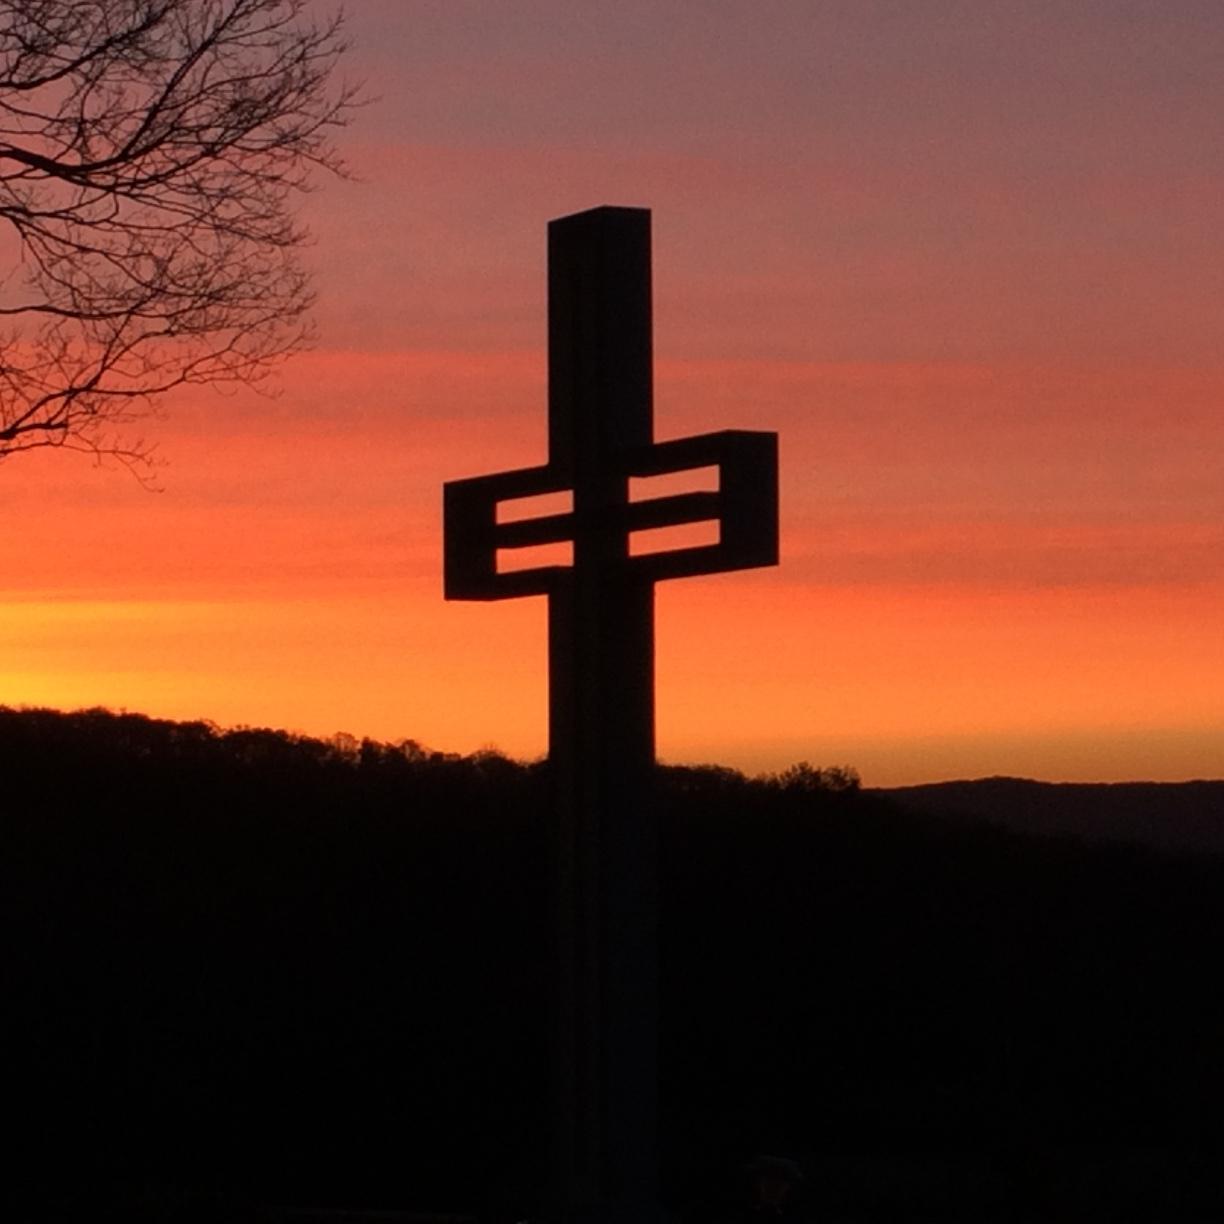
[547,207,659,1224]
[443,205,779,1224]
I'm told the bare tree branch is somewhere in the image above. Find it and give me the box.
[0,0,358,473]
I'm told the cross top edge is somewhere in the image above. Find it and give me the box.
[550,204,651,227]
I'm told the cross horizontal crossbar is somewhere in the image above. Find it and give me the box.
[443,429,778,601]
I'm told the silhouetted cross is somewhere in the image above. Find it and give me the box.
[443,206,777,1224]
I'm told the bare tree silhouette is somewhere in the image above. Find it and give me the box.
[0,0,357,473]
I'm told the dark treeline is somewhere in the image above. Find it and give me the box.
[5,706,1224,1221]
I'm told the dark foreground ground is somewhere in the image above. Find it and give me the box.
[5,707,1224,1221]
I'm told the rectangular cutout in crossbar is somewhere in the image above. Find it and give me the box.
[629,519,720,557]
[498,540,573,573]
[630,465,718,502]
[497,488,574,524]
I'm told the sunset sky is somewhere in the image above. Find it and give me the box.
[3,1,1222,785]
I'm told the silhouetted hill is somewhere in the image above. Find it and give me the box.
[5,706,1224,1221]
[880,777,1224,854]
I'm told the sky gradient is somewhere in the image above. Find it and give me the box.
[3,1,1222,784]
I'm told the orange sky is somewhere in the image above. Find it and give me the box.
[3,2,1222,784]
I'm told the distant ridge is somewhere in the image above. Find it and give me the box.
[878,776,1224,854]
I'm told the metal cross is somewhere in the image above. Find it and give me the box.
[443,206,778,1224]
